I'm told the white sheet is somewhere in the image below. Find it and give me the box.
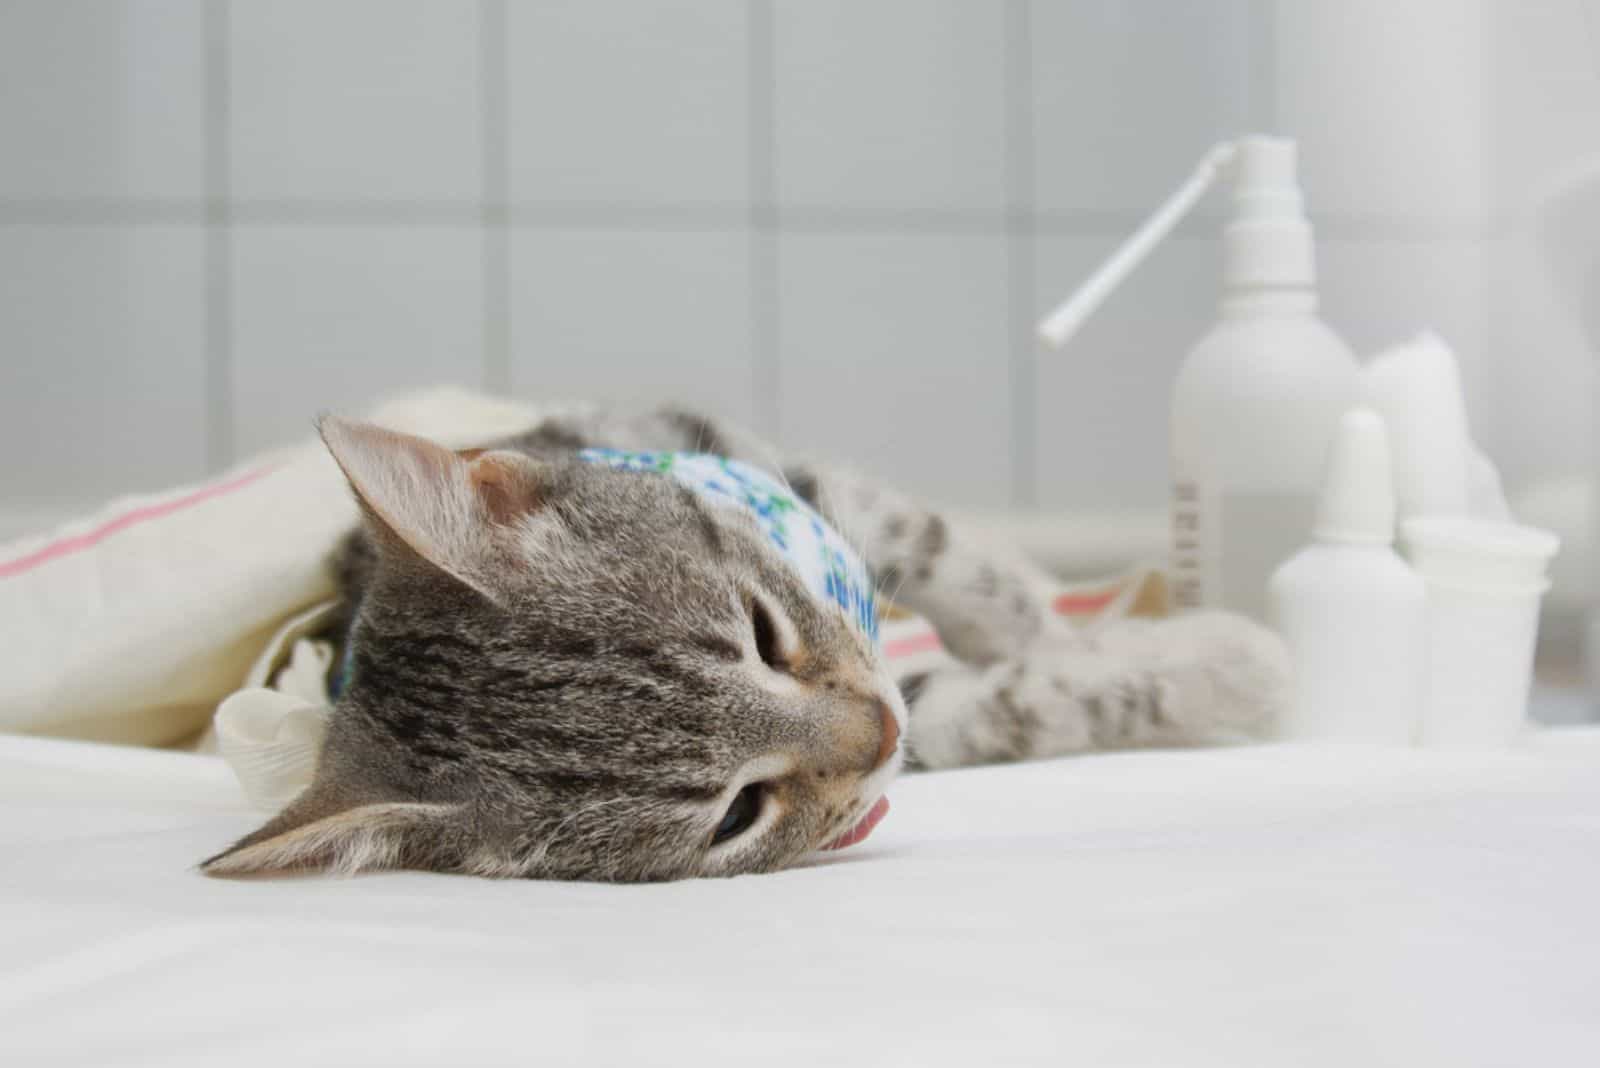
[3,731,1599,1066]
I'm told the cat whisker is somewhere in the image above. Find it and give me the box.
[743,434,801,505]
[878,556,912,609]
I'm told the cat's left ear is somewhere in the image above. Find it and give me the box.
[199,779,463,878]
[318,416,547,599]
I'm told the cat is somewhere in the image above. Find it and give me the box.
[202,406,1290,882]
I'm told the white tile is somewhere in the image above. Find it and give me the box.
[1030,1,1253,219]
[0,0,204,200]
[774,0,1006,216]
[1484,2,1600,217]
[1481,231,1594,488]
[1318,235,1489,426]
[0,505,81,544]
[1488,77,1600,222]
[1478,6,1599,489]
[230,225,484,454]
[508,229,754,422]
[1033,236,1221,510]
[777,233,1011,508]
[1488,0,1600,81]
[230,0,480,202]
[0,225,207,505]
[506,1,748,207]
[1275,0,1487,223]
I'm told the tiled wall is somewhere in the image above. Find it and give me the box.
[0,1,1591,539]
[1484,1,1600,491]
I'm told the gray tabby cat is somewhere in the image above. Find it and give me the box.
[202,407,1289,882]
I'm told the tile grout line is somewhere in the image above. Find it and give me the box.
[480,0,511,395]
[1005,0,1037,509]
[1251,0,1279,133]
[748,0,780,437]
[0,198,1499,242]
[1476,2,1503,466]
[202,0,234,473]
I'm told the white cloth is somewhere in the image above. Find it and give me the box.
[4,729,1599,1066]
[209,600,341,809]
[0,387,544,746]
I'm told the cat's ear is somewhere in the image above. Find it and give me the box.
[318,415,546,597]
[200,781,462,878]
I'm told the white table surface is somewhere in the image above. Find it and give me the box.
[3,730,1598,1067]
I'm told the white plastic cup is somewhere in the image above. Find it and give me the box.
[1402,518,1560,747]
[1414,580,1546,746]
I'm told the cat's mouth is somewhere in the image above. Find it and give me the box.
[821,795,889,851]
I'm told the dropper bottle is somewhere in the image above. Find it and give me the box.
[1267,408,1425,743]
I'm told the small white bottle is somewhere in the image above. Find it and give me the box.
[1267,408,1425,743]
[1171,137,1363,620]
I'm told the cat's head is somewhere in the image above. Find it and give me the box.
[202,417,905,882]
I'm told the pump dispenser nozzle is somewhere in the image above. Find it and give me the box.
[1224,136,1315,291]
[1038,135,1316,349]
[1038,140,1237,348]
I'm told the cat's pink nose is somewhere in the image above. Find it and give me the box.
[873,700,900,770]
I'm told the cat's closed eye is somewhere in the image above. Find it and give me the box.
[749,597,789,672]
[712,782,764,845]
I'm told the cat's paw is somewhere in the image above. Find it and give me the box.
[1144,611,1292,742]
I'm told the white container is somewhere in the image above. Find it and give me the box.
[1403,517,1560,747]
[1268,409,1424,742]
[1170,138,1363,620]
[1037,137,1361,621]
[1363,331,1474,521]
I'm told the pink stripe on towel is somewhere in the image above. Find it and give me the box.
[882,631,944,659]
[1052,589,1118,616]
[0,465,277,580]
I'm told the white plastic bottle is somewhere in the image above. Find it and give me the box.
[1268,409,1425,743]
[1171,137,1362,620]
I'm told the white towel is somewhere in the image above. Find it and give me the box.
[0,387,543,747]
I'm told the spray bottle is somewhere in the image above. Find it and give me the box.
[1040,136,1362,620]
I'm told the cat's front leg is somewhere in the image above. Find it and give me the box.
[782,462,1290,764]
[899,611,1290,769]
[784,463,1066,665]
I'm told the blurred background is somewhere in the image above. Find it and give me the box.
[0,2,1594,710]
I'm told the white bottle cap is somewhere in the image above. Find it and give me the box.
[1223,136,1316,290]
[1232,135,1301,207]
[1315,408,1397,545]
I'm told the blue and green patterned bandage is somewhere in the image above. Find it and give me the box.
[579,449,879,645]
